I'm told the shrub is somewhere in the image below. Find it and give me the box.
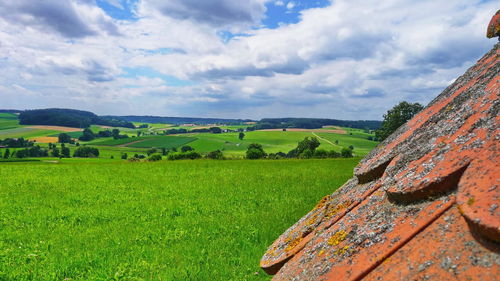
[246,143,266,159]
[206,150,224,160]
[148,154,162,161]
[181,145,194,153]
[168,151,202,160]
[341,147,353,158]
[313,149,328,158]
[327,150,341,158]
[121,153,128,160]
[73,147,99,158]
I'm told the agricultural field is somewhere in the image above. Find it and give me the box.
[126,136,196,149]
[0,113,20,130]
[0,113,378,159]
[0,158,358,280]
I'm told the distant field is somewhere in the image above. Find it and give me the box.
[90,136,151,146]
[0,158,358,280]
[0,113,21,131]
[0,127,61,139]
[126,136,196,149]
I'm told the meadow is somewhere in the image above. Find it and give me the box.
[0,158,358,280]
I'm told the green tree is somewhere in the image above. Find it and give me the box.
[238,132,245,140]
[112,129,120,139]
[3,148,10,159]
[246,143,266,159]
[297,137,320,155]
[341,147,353,158]
[51,147,60,157]
[376,101,424,141]
[58,133,73,144]
[74,146,99,158]
[121,153,128,160]
[78,128,95,141]
[61,144,71,158]
[181,145,194,153]
[206,150,224,160]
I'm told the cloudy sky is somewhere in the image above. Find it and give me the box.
[0,0,497,119]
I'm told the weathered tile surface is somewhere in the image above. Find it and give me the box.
[261,43,499,280]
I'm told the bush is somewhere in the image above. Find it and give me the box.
[299,149,314,159]
[327,150,341,158]
[206,150,224,160]
[73,146,99,158]
[168,151,202,160]
[147,148,158,156]
[181,145,194,153]
[246,143,266,159]
[121,153,128,160]
[58,133,74,144]
[341,147,353,158]
[148,154,162,161]
[313,149,328,158]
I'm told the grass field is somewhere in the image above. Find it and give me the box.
[0,158,358,280]
[126,136,196,149]
[0,113,19,130]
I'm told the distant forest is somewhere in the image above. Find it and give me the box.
[105,115,254,125]
[6,108,382,130]
[19,109,135,128]
[257,118,381,130]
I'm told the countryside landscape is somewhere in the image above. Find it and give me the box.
[1,1,498,281]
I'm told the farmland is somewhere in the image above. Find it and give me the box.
[0,158,358,280]
[0,112,379,279]
[0,113,379,159]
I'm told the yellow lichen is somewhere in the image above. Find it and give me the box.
[334,246,350,256]
[467,197,475,206]
[327,230,347,246]
[285,236,303,252]
[325,201,352,219]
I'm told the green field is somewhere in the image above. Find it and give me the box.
[0,113,19,130]
[126,136,196,149]
[0,158,358,280]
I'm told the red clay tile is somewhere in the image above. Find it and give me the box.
[261,42,499,280]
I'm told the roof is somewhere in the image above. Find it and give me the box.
[261,43,499,280]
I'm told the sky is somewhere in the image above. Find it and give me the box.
[0,0,497,120]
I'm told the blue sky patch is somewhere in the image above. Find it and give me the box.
[262,0,331,29]
[96,0,138,21]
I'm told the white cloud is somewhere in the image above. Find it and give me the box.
[0,0,497,119]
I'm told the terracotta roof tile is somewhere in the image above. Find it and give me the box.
[261,42,499,280]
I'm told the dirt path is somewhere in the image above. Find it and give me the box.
[312,132,337,148]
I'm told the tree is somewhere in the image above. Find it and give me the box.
[148,154,162,161]
[51,147,60,157]
[181,145,194,153]
[206,150,224,160]
[112,129,120,139]
[348,145,354,150]
[209,127,222,134]
[246,143,266,159]
[121,153,128,160]
[376,101,424,141]
[137,131,142,137]
[61,144,71,158]
[238,132,245,140]
[78,128,95,141]
[3,148,10,159]
[58,133,73,144]
[341,147,353,158]
[297,137,320,155]
[73,146,99,158]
